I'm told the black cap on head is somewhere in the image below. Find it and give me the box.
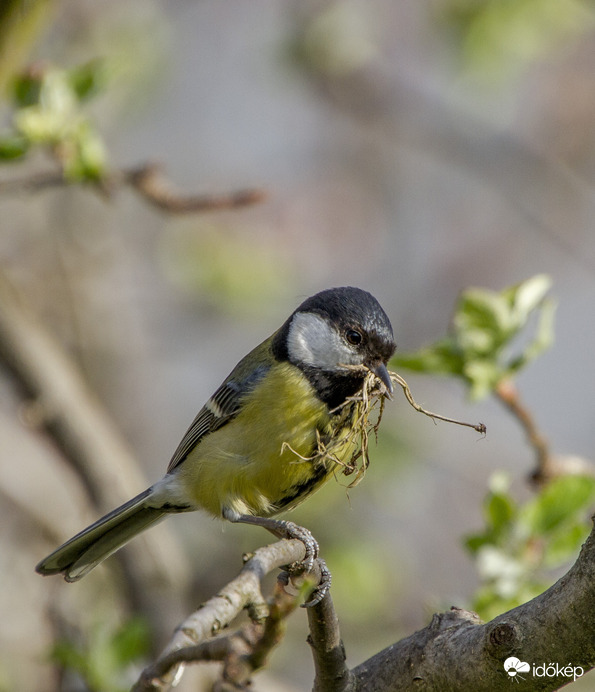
[273,287,395,407]
[293,286,395,362]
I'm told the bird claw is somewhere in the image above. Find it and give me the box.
[277,520,319,572]
[272,521,330,606]
[279,557,331,607]
[227,512,329,606]
[301,557,331,608]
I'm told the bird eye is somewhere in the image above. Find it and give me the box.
[345,329,363,346]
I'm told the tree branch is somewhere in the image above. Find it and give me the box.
[0,162,266,213]
[132,539,310,692]
[495,379,595,487]
[130,514,595,691]
[307,591,354,692]
[494,379,552,485]
[122,163,266,213]
[350,519,595,691]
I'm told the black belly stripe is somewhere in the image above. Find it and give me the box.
[275,402,357,511]
[275,462,330,510]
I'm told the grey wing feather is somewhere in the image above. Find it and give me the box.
[166,366,268,472]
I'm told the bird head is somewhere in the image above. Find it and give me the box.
[274,287,396,408]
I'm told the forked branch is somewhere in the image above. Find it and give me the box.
[132,539,319,691]
[133,516,595,691]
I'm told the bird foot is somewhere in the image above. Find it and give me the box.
[279,557,331,607]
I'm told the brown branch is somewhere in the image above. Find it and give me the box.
[132,539,311,692]
[247,579,301,670]
[307,590,354,692]
[133,515,595,691]
[493,379,595,487]
[122,163,266,213]
[134,604,291,692]
[0,162,266,213]
[350,519,595,691]
[0,169,67,194]
[494,379,552,486]
[214,582,301,690]
[132,631,250,689]
[129,497,595,692]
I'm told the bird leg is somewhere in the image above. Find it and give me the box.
[223,509,330,606]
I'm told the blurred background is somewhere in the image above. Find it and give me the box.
[2,0,595,689]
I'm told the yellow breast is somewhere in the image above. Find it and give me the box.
[176,362,356,518]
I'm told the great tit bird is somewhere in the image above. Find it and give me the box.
[36,287,395,584]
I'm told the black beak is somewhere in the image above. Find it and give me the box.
[372,362,393,397]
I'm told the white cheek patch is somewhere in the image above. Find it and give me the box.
[287,312,361,370]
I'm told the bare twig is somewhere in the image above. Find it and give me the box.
[134,585,299,692]
[494,379,551,485]
[133,630,250,690]
[132,539,311,692]
[247,579,301,669]
[0,169,67,193]
[123,163,266,213]
[0,163,266,213]
[307,590,354,692]
[495,379,595,485]
[134,516,595,692]
[217,581,301,690]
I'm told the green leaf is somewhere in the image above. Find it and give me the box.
[464,481,516,556]
[11,71,42,107]
[62,121,108,181]
[394,275,554,398]
[456,288,512,344]
[472,580,548,622]
[464,532,491,555]
[392,341,463,376]
[68,60,106,102]
[508,298,556,374]
[0,135,30,160]
[506,274,552,326]
[466,471,594,623]
[543,521,589,568]
[463,358,503,400]
[485,491,516,536]
[13,71,78,143]
[110,618,150,667]
[519,475,595,536]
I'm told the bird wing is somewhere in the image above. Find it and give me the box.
[166,364,269,472]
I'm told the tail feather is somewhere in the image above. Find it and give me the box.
[36,488,166,582]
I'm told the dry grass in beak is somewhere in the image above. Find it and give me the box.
[282,367,485,490]
[389,371,486,435]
